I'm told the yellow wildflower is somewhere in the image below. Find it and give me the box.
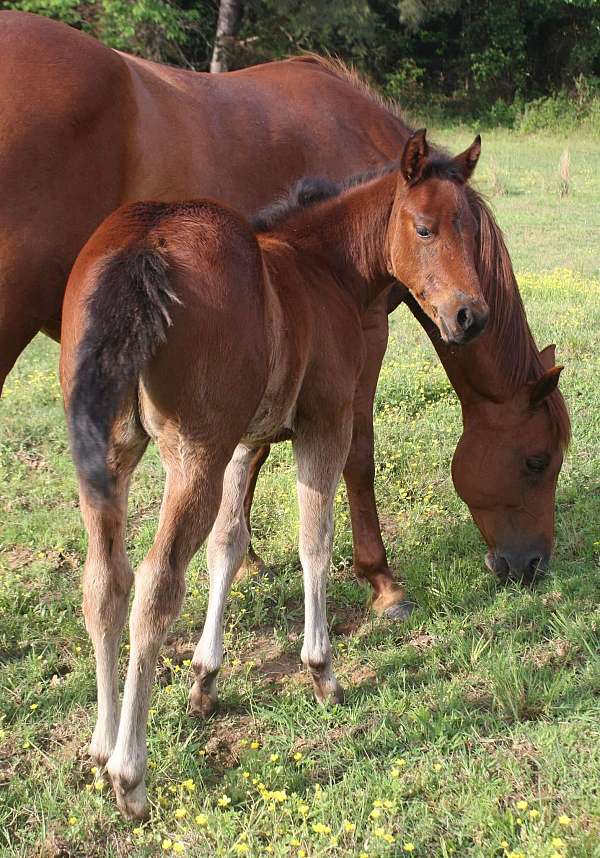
[330,837,338,847]
[369,809,381,819]
[391,767,401,778]
[552,838,565,848]
[500,842,509,849]
[558,815,572,827]
[250,741,260,749]
[404,844,415,853]
[174,807,187,819]
[298,851,306,858]
[162,840,173,851]
[133,827,143,837]
[293,752,303,761]
[217,794,231,807]
[183,779,196,792]
[373,800,384,808]
[551,853,563,858]
[172,844,185,855]
[269,753,279,763]
[516,800,528,811]
[433,763,442,772]
[529,809,540,819]
[298,804,309,816]
[343,820,356,833]
[233,844,249,854]
[290,839,301,847]
[395,758,406,767]
[94,780,104,792]
[29,703,38,710]
[242,771,250,779]
[312,822,331,835]
[68,817,77,826]
[195,814,208,826]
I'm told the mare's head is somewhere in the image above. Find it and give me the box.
[451,345,568,583]
[388,130,489,344]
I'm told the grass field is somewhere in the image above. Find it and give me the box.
[1,128,600,858]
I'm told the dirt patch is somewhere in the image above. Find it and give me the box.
[408,632,437,650]
[523,638,571,669]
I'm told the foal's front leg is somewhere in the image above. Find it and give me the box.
[294,422,352,705]
[190,444,255,717]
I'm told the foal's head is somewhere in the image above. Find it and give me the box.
[388,130,489,345]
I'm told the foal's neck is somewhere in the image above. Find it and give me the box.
[282,173,398,310]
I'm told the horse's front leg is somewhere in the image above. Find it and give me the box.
[293,416,355,705]
[343,293,414,620]
[190,444,255,717]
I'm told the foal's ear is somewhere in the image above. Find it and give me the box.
[539,343,556,370]
[529,365,564,408]
[453,134,481,181]
[400,129,429,185]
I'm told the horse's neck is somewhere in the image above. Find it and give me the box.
[405,292,529,405]
[286,174,397,310]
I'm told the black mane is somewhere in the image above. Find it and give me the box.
[250,155,466,234]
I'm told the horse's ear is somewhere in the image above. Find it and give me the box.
[529,365,564,408]
[454,134,481,181]
[539,344,556,370]
[400,129,429,185]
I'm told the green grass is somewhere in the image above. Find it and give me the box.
[1,128,600,857]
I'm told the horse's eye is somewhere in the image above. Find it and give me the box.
[526,454,550,474]
[416,225,432,238]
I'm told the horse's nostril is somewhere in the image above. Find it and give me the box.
[456,306,473,331]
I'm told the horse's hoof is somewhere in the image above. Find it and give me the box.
[89,727,116,769]
[371,584,414,619]
[382,600,416,621]
[107,764,149,820]
[188,681,218,719]
[312,674,345,706]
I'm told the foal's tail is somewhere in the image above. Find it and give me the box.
[68,247,179,500]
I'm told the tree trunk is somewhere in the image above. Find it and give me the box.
[210,0,243,73]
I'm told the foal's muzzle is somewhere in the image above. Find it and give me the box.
[440,300,489,345]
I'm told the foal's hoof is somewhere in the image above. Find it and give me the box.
[234,550,267,582]
[107,768,149,820]
[188,681,218,719]
[313,675,345,706]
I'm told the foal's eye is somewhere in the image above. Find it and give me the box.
[416,225,432,238]
[526,454,550,474]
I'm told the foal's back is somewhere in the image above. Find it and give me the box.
[61,200,269,466]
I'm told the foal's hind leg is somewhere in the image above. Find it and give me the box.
[294,418,353,704]
[107,447,227,819]
[190,444,255,717]
[82,416,148,767]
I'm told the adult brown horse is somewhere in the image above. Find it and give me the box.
[60,136,487,818]
[1,12,568,605]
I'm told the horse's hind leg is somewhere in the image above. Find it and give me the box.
[82,412,148,767]
[107,444,227,819]
[294,417,353,705]
[190,443,255,717]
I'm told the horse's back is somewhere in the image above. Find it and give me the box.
[0,12,133,338]
[62,199,269,433]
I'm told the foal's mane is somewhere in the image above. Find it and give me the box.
[268,53,571,447]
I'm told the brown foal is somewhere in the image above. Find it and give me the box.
[61,134,486,818]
